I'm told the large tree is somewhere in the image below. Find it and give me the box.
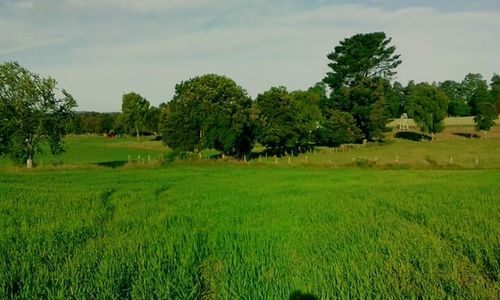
[438,80,470,116]
[471,83,497,136]
[491,73,500,113]
[461,73,488,115]
[385,81,405,118]
[121,92,150,140]
[254,87,305,154]
[161,74,254,158]
[317,109,361,147]
[329,78,391,140]
[0,62,76,168]
[324,32,402,91]
[323,32,401,140]
[407,83,448,140]
[290,89,323,149]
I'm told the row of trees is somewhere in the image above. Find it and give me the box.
[157,32,498,156]
[383,73,500,119]
[66,107,161,138]
[1,32,499,166]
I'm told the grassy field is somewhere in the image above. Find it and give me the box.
[0,119,499,298]
[1,167,499,298]
[1,122,500,170]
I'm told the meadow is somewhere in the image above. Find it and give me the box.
[0,119,499,299]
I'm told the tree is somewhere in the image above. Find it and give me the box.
[161,74,254,158]
[474,101,497,137]
[330,78,391,140]
[145,106,161,136]
[407,83,448,140]
[323,32,400,141]
[0,62,76,168]
[254,87,302,154]
[461,73,488,115]
[324,32,402,91]
[471,83,497,136]
[291,89,323,150]
[490,74,500,113]
[438,80,470,116]
[317,110,361,147]
[122,92,150,140]
[385,81,405,118]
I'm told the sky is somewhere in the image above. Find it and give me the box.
[1,0,499,112]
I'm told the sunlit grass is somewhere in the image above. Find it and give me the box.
[0,166,498,298]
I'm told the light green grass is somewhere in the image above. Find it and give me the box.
[0,135,167,168]
[0,166,499,298]
[388,116,500,128]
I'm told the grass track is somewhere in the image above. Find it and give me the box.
[1,166,499,298]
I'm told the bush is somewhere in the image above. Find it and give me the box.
[351,156,376,168]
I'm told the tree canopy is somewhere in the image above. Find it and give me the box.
[324,32,402,91]
[161,74,254,157]
[407,83,448,139]
[490,74,500,113]
[471,81,497,135]
[0,62,76,167]
[254,87,320,155]
[121,92,150,140]
[317,109,361,147]
[322,32,399,141]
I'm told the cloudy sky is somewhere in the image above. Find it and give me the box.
[1,0,499,112]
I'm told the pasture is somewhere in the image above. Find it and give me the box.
[0,119,499,298]
[1,167,499,298]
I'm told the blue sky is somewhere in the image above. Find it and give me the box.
[1,0,499,111]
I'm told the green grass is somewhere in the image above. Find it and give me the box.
[0,166,499,298]
[0,135,167,168]
[0,123,499,298]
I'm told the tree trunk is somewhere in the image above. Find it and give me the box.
[136,125,140,141]
[26,156,33,169]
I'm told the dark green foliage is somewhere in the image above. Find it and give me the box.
[331,79,391,140]
[67,112,122,134]
[474,101,497,133]
[291,89,323,149]
[121,92,150,140]
[0,61,76,166]
[471,82,497,133]
[324,32,401,91]
[322,32,399,141]
[161,74,254,158]
[462,73,488,115]
[438,80,470,116]
[490,74,500,113]
[146,106,161,135]
[254,87,321,154]
[254,87,300,154]
[317,110,361,146]
[407,83,449,137]
[385,81,405,118]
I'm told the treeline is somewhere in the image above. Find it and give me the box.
[68,72,500,137]
[119,32,499,157]
[1,32,499,167]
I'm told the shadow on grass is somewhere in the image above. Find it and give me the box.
[394,131,431,141]
[289,290,317,300]
[453,132,479,139]
[96,160,128,168]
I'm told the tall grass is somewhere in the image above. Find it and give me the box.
[1,166,498,298]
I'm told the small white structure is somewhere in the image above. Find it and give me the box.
[399,113,409,131]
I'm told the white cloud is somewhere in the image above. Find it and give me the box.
[0,1,499,111]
